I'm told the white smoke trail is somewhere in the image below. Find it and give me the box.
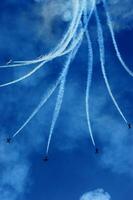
[85,30,96,147]
[0,0,82,69]
[0,60,46,87]
[45,0,97,154]
[12,57,71,138]
[84,0,96,27]
[0,29,84,87]
[82,0,96,147]
[12,78,60,138]
[95,7,128,124]
[102,0,133,77]
[45,76,66,154]
[46,38,83,154]
[49,0,80,57]
[12,31,83,139]
[0,0,92,71]
[10,0,86,65]
[0,27,83,69]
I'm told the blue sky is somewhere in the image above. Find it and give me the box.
[0,0,133,200]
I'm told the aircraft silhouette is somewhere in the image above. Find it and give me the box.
[95,148,99,154]
[43,155,48,162]
[81,14,84,24]
[6,137,12,144]
[128,123,131,129]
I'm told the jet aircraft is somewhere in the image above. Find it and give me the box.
[6,137,12,144]
[95,148,99,154]
[43,155,48,162]
[128,123,131,129]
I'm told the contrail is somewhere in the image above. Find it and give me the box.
[45,76,66,155]
[45,0,97,154]
[12,33,83,139]
[46,37,83,155]
[102,0,133,77]
[0,29,84,87]
[10,0,86,65]
[84,0,96,28]
[95,7,128,124]
[0,0,83,69]
[85,30,95,147]
[0,28,83,69]
[12,78,60,138]
[12,55,73,138]
[83,0,96,147]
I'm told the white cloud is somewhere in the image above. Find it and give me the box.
[80,188,111,200]
[0,135,31,200]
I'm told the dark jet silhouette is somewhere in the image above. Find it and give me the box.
[81,14,84,25]
[43,155,48,162]
[95,148,99,154]
[6,137,12,144]
[128,123,131,129]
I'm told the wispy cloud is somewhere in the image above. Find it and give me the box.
[98,0,133,31]
[0,135,31,200]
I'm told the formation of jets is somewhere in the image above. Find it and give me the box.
[5,123,132,161]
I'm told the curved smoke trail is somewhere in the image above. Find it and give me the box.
[95,7,128,124]
[0,29,84,87]
[102,0,133,77]
[12,30,84,138]
[12,0,86,65]
[46,38,83,155]
[85,30,95,147]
